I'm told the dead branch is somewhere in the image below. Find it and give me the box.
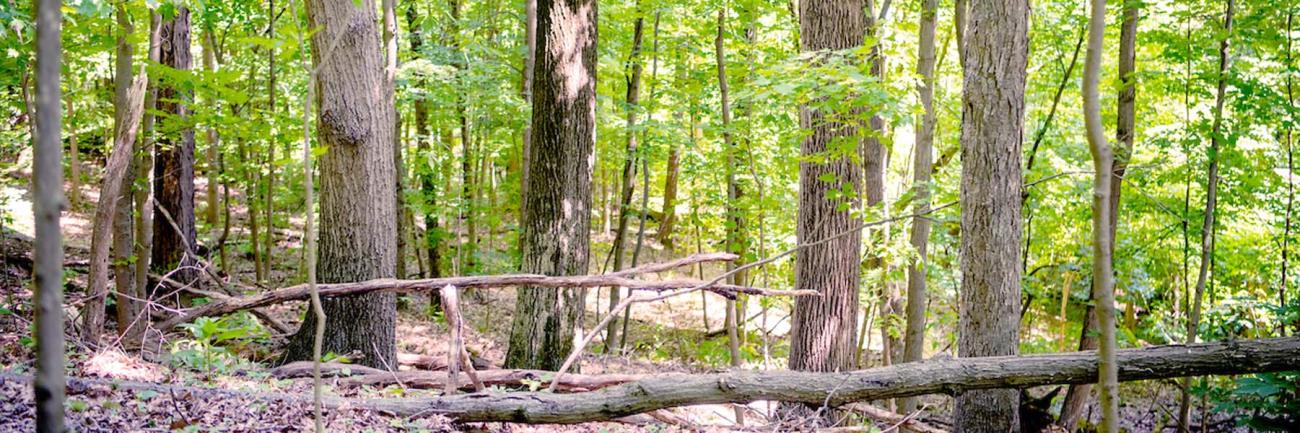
[270,361,387,378]
[156,253,813,330]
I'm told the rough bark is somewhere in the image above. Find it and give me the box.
[900,0,937,416]
[281,0,399,370]
[33,0,64,428]
[788,0,864,375]
[15,338,1289,425]
[151,7,199,291]
[955,0,1029,430]
[1180,1,1233,430]
[504,0,597,371]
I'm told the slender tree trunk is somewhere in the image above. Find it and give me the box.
[201,30,221,231]
[263,0,278,280]
[151,7,199,293]
[954,0,1029,430]
[407,4,443,280]
[789,0,864,378]
[281,0,399,370]
[133,13,162,309]
[505,0,596,370]
[862,0,896,372]
[66,99,80,208]
[606,5,646,351]
[33,0,65,429]
[110,2,141,342]
[384,0,406,279]
[716,7,748,397]
[1180,1,1234,430]
[1081,0,1118,428]
[1285,10,1296,336]
[899,0,937,416]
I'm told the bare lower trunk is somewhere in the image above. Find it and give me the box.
[505,0,596,370]
[282,0,399,370]
[954,0,1029,430]
[151,8,198,293]
[32,1,64,428]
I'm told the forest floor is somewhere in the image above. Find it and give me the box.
[0,171,1255,432]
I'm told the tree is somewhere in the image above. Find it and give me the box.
[33,0,64,430]
[1081,0,1118,427]
[151,6,199,290]
[900,0,937,416]
[505,0,597,370]
[788,0,864,377]
[606,2,646,350]
[954,0,1029,430]
[281,0,399,370]
[1179,0,1234,430]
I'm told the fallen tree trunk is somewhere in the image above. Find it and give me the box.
[347,337,1300,423]
[6,337,1296,425]
[337,369,647,392]
[156,253,815,330]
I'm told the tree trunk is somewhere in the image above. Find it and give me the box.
[110,2,141,342]
[281,0,399,370]
[151,7,199,292]
[899,0,937,416]
[383,0,406,280]
[504,0,596,371]
[66,99,80,209]
[955,0,1029,430]
[1284,11,1296,337]
[520,0,537,236]
[658,141,680,250]
[862,0,896,372]
[133,13,162,312]
[406,4,443,280]
[33,0,64,428]
[263,0,278,281]
[1179,1,1233,430]
[201,30,221,236]
[717,9,748,407]
[788,0,864,377]
[605,5,646,351]
[1081,0,1118,428]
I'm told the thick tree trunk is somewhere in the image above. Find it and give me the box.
[788,0,864,376]
[955,0,1029,430]
[32,0,64,428]
[899,0,937,416]
[1180,1,1233,431]
[151,8,199,292]
[505,0,597,370]
[281,0,399,370]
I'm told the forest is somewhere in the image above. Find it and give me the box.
[2,0,1300,431]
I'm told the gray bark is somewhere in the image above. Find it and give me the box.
[33,0,64,429]
[789,0,865,375]
[900,0,937,415]
[282,0,399,370]
[505,0,597,370]
[955,0,1029,430]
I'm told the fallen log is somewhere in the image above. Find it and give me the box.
[270,361,387,379]
[345,337,1300,423]
[337,369,646,392]
[396,352,495,371]
[156,253,816,330]
[6,337,1295,425]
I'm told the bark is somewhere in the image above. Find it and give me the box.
[504,0,597,371]
[658,141,681,249]
[83,76,148,343]
[133,13,162,312]
[383,0,407,280]
[33,0,64,428]
[151,7,199,291]
[1180,1,1234,430]
[263,0,278,282]
[900,0,937,416]
[606,4,646,351]
[1081,0,1118,429]
[1058,2,1136,430]
[15,338,1289,425]
[789,0,864,375]
[715,5,746,388]
[956,0,1029,430]
[200,30,221,235]
[111,2,142,342]
[406,4,443,280]
[67,100,80,209]
[337,368,644,392]
[863,0,896,370]
[281,0,399,370]
[520,0,537,228]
